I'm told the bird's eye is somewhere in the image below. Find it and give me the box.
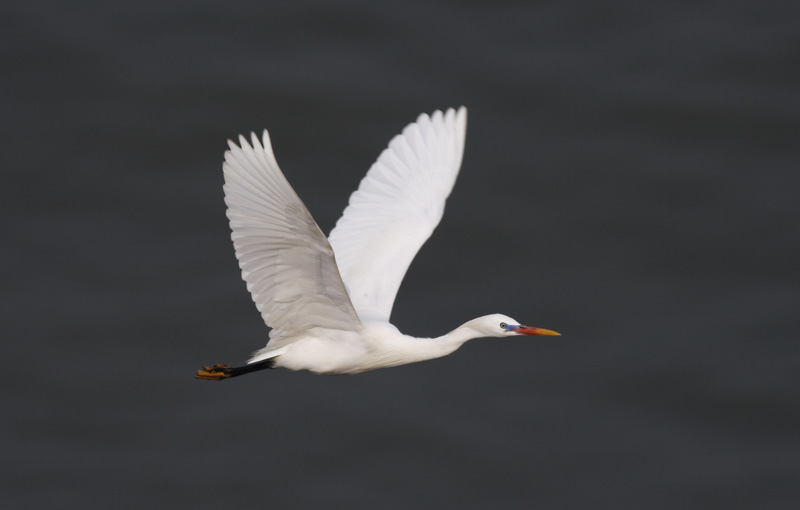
[499,322,507,330]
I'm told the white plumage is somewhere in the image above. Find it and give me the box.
[198,107,559,379]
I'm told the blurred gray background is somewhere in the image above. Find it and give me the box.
[3,1,799,508]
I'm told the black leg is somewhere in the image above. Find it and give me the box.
[196,359,275,380]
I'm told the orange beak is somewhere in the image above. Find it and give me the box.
[515,325,561,336]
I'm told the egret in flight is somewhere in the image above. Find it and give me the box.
[197,107,559,380]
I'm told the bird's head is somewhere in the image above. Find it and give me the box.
[470,313,561,338]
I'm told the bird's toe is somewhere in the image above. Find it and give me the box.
[196,364,232,380]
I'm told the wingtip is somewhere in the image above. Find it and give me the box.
[411,107,467,138]
[249,131,259,149]
[443,106,467,116]
[225,131,266,151]
[454,105,467,120]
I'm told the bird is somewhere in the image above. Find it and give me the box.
[197,107,559,380]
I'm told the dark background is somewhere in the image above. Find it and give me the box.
[4,1,799,508]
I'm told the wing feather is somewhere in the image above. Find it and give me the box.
[223,131,362,348]
[328,107,467,322]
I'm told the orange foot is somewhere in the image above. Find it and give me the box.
[196,364,232,380]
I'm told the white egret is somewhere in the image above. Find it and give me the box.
[197,107,559,380]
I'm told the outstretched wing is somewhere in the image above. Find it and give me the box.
[328,107,467,322]
[223,131,362,347]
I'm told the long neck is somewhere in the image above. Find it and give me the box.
[434,320,485,350]
[357,321,485,370]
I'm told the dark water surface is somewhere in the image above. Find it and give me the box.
[4,1,799,508]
